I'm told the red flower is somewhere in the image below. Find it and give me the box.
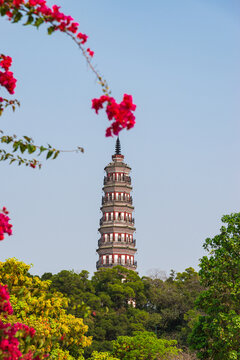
[6,11,13,19]
[0,70,17,94]
[77,32,88,44]
[67,22,79,34]
[28,0,38,6]
[13,0,24,7]
[92,94,136,137]
[87,48,94,57]
[0,207,13,240]
[0,55,12,71]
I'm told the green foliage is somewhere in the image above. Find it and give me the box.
[89,351,120,360]
[189,213,240,359]
[0,98,20,116]
[0,132,83,168]
[142,268,203,342]
[112,331,180,360]
[43,265,202,356]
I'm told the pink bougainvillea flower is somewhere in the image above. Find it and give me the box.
[0,207,13,241]
[13,0,25,7]
[92,94,136,137]
[77,32,88,44]
[0,55,12,71]
[0,70,17,94]
[87,48,94,57]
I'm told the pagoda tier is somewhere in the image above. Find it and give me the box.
[96,139,137,271]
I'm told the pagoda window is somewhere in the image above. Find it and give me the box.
[115,233,118,241]
[121,173,123,180]
[121,255,125,264]
[103,255,106,264]
[114,254,118,263]
[111,193,114,201]
[118,234,121,242]
[121,193,124,200]
[116,173,119,181]
[110,233,113,241]
[121,212,124,220]
[109,255,112,264]
[126,234,129,241]
[111,212,114,220]
[106,213,109,221]
[116,193,119,200]
[121,233,125,241]
[104,234,108,242]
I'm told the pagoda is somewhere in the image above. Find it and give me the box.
[96,138,137,270]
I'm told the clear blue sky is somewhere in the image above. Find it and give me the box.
[1,0,240,277]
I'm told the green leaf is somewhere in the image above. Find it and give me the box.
[34,17,44,28]
[53,150,60,160]
[19,142,26,154]
[46,150,53,159]
[27,144,36,154]
[39,146,47,154]
[47,25,56,35]
[13,142,19,152]
[23,136,32,143]
[0,7,7,16]
[12,11,22,23]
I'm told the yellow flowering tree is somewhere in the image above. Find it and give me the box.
[0,258,92,359]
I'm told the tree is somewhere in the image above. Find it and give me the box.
[189,213,240,359]
[47,266,149,357]
[142,268,203,344]
[0,258,92,359]
[45,265,202,355]
[0,282,40,359]
[112,331,180,360]
[87,351,119,360]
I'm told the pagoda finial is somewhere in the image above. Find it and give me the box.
[115,137,121,155]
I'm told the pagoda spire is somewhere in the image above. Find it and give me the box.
[115,137,121,155]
